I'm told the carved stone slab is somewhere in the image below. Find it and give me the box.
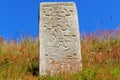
[39,2,82,76]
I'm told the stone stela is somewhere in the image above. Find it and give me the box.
[39,2,82,76]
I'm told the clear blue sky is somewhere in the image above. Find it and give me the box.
[0,0,120,40]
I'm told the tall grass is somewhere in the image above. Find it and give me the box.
[0,28,120,80]
[0,37,39,80]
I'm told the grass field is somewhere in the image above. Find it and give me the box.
[0,29,120,80]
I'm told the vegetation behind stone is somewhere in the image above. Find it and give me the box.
[0,29,120,80]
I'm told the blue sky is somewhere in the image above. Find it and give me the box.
[0,0,120,40]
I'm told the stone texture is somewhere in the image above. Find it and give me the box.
[39,2,82,76]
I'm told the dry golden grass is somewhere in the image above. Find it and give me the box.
[0,29,120,79]
[0,37,3,44]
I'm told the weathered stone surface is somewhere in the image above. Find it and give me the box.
[39,2,82,76]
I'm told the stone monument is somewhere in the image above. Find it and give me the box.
[39,2,82,76]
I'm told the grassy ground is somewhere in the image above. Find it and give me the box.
[0,29,120,80]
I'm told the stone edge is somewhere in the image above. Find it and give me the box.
[40,2,76,6]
